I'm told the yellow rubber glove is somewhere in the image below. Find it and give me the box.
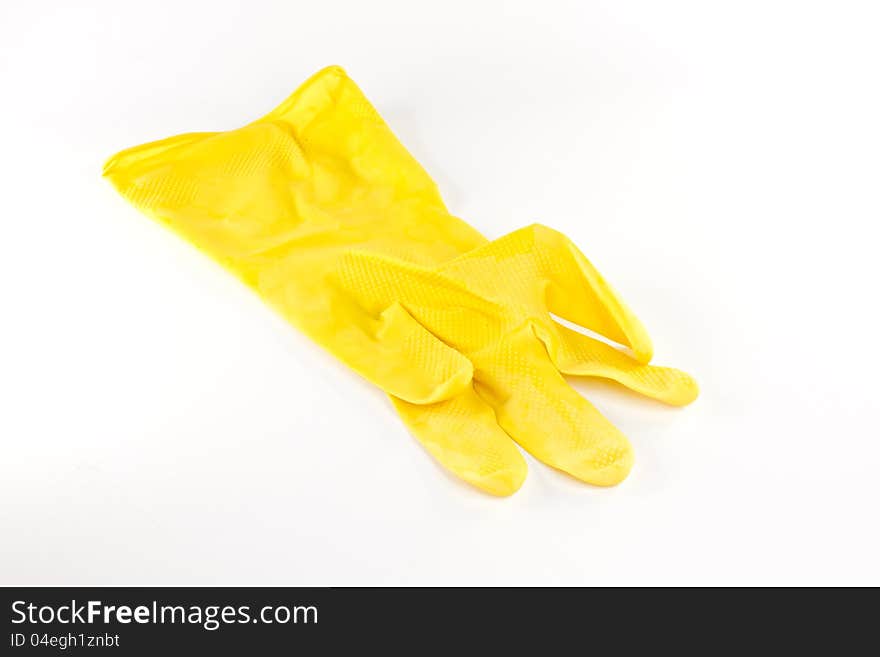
[104,66,697,495]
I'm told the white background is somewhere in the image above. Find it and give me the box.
[2,0,878,586]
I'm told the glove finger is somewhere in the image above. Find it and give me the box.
[335,250,509,355]
[537,323,699,406]
[474,325,635,487]
[391,389,528,497]
[322,298,474,405]
[244,247,474,405]
[440,224,653,363]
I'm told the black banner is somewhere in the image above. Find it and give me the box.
[0,587,870,652]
